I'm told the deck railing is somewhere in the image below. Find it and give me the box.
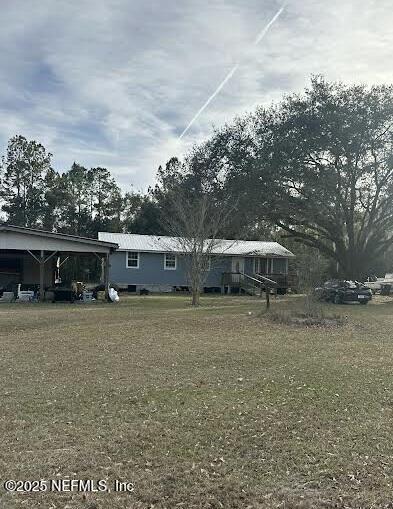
[222,272,289,288]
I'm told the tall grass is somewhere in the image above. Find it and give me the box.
[263,293,345,327]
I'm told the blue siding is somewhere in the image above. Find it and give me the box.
[109,251,232,287]
[108,251,289,289]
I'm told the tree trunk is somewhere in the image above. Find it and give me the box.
[191,288,200,306]
[336,247,370,281]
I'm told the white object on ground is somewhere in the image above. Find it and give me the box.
[108,287,120,303]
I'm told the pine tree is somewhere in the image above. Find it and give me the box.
[0,135,52,227]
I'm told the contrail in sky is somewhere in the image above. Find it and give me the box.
[178,4,286,140]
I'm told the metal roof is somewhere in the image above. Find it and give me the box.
[98,232,295,258]
[1,225,118,250]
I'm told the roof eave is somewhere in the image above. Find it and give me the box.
[1,225,118,249]
[115,247,295,257]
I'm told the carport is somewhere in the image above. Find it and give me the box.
[0,225,118,300]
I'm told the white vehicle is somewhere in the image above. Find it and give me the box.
[365,274,393,293]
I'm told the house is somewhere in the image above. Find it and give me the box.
[98,232,296,294]
[0,225,118,300]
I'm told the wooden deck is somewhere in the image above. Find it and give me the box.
[221,272,298,293]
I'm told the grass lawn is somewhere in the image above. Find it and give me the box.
[1,294,393,508]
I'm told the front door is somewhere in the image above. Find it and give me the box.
[231,257,245,274]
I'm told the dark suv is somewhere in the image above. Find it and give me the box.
[315,280,372,305]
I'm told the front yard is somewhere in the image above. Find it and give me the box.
[1,294,393,508]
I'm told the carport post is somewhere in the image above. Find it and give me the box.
[27,250,57,302]
[39,250,45,302]
[104,253,110,301]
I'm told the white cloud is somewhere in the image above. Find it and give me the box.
[0,0,392,190]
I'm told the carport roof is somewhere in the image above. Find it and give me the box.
[0,225,118,252]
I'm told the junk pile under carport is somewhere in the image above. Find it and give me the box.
[0,281,99,303]
[46,282,76,302]
[46,281,98,303]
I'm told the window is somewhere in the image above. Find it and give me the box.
[254,258,267,274]
[164,253,177,270]
[201,256,212,271]
[272,258,287,274]
[126,251,139,268]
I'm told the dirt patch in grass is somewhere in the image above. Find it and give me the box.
[1,295,393,508]
[266,310,346,327]
[262,294,347,328]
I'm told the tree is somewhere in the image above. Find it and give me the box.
[282,236,330,290]
[128,197,166,234]
[153,146,278,241]
[0,135,52,227]
[163,190,234,306]
[41,167,67,231]
[88,167,123,236]
[61,163,92,236]
[215,77,393,279]
[157,154,235,306]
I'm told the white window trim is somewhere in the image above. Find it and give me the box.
[126,251,140,269]
[164,253,177,270]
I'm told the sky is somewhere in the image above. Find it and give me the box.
[1,0,392,191]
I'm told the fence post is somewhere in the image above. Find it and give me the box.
[266,287,270,310]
